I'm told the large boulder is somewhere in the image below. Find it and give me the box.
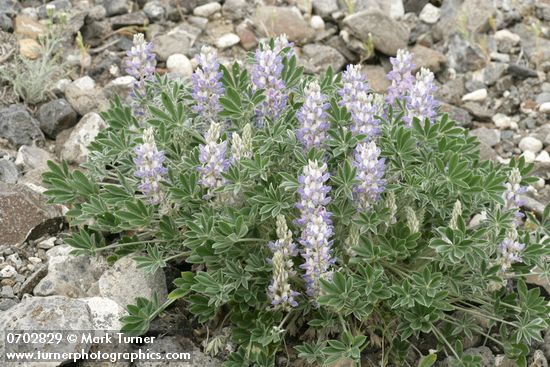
[342,9,409,56]
[0,105,45,149]
[0,183,63,246]
[252,6,315,43]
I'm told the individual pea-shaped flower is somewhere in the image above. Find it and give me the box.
[297,80,330,150]
[352,141,386,210]
[386,49,415,106]
[126,33,156,98]
[299,206,335,300]
[251,38,287,123]
[198,122,230,199]
[191,46,225,122]
[404,67,438,127]
[498,230,525,272]
[296,160,332,225]
[134,127,168,205]
[230,123,253,163]
[268,251,300,310]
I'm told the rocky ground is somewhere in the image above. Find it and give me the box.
[1,0,550,366]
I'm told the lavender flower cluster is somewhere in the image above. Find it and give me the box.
[297,81,330,150]
[386,49,415,106]
[338,65,381,139]
[191,46,224,122]
[198,122,230,199]
[133,127,168,205]
[498,168,527,272]
[352,142,386,211]
[268,215,299,310]
[251,36,290,124]
[296,161,334,301]
[126,34,156,96]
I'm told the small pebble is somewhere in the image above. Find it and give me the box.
[37,237,56,249]
[310,15,325,30]
[492,113,513,129]
[166,53,193,77]
[419,3,441,24]
[0,265,17,278]
[540,102,550,113]
[193,2,221,17]
[28,257,42,265]
[519,136,543,153]
[535,151,550,163]
[216,33,240,50]
[462,89,487,102]
[522,150,536,162]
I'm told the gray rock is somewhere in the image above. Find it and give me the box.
[530,350,548,367]
[362,65,390,93]
[37,98,77,138]
[65,76,108,116]
[434,0,495,40]
[216,33,240,50]
[508,64,538,79]
[105,0,129,16]
[436,77,466,105]
[483,63,508,86]
[110,11,148,29]
[537,93,550,105]
[143,1,165,21]
[404,0,429,13]
[103,76,136,100]
[60,112,107,164]
[82,297,127,330]
[0,105,45,149]
[15,145,54,171]
[34,245,107,298]
[0,296,93,365]
[410,44,447,73]
[519,136,543,153]
[439,103,472,128]
[134,336,222,367]
[464,346,494,367]
[419,3,440,24]
[193,2,221,17]
[0,159,19,184]
[342,9,409,56]
[152,25,198,61]
[511,23,550,65]
[222,0,247,20]
[252,6,315,43]
[166,54,193,77]
[0,0,21,16]
[445,33,488,73]
[19,264,48,295]
[0,13,12,32]
[470,127,500,147]
[0,298,17,311]
[0,183,63,246]
[300,44,346,73]
[313,0,338,17]
[99,256,167,308]
[463,102,492,121]
[340,0,404,18]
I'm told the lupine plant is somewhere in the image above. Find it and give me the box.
[43,37,550,367]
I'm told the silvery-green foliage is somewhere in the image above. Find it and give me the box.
[43,37,550,367]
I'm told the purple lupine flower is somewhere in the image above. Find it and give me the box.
[352,141,386,211]
[268,251,300,309]
[134,127,168,204]
[268,215,299,309]
[198,122,230,199]
[503,168,527,225]
[348,91,381,138]
[296,160,331,225]
[126,33,156,98]
[296,161,334,301]
[404,68,439,127]
[386,49,415,106]
[297,80,330,150]
[299,206,335,299]
[338,64,369,109]
[272,34,295,57]
[498,231,525,272]
[191,46,225,121]
[251,38,287,124]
